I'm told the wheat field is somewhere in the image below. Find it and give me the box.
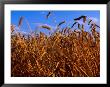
[11,15,100,77]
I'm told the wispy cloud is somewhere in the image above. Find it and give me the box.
[77,20,85,25]
[32,22,57,32]
[32,22,52,28]
[41,11,46,14]
[88,17,99,23]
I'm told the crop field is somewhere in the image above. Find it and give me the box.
[11,12,100,77]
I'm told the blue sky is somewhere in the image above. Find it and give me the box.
[11,11,100,35]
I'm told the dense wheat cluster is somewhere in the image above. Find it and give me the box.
[11,14,100,77]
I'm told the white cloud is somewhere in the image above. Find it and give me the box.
[77,20,85,25]
[41,11,46,14]
[31,22,57,33]
[88,17,99,23]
